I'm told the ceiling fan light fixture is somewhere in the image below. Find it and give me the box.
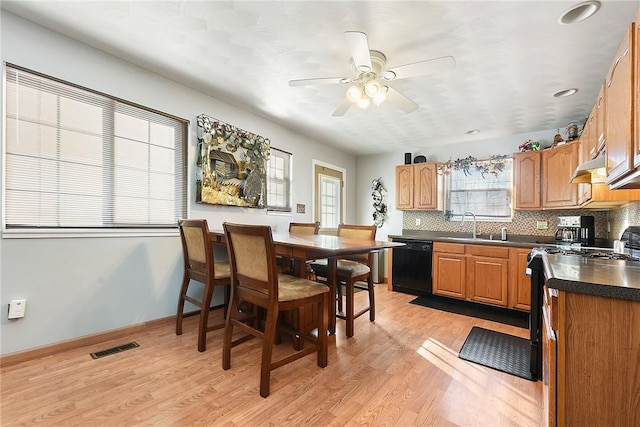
[364,80,381,97]
[346,84,363,102]
[558,1,601,24]
[356,96,371,109]
[373,86,388,105]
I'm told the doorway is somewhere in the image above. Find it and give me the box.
[313,162,345,232]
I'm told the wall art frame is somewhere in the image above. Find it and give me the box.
[196,114,270,208]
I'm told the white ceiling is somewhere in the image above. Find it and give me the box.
[3,1,639,156]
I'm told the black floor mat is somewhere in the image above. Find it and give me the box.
[409,295,528,329]
[458,326,534,381]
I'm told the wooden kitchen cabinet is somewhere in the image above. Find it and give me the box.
[577,128,592,206]
[395,163,443,210]
[395,165,413,209]
[605,22,636,185]
[514,150,541,210]
[554,290,640,426]
[432,242,466,299]
[508,248,532,311]
[594,80,606,157]
[542,141,579,208]
[433,242,527,311]
[466,245,509,307]
[542,286,557,427]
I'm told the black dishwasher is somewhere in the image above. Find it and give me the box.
[391,239,433,296]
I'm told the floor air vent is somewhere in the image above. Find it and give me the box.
[90,342,139,359]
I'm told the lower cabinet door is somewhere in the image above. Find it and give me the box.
[433,252,466,298]
[466,255,508,307]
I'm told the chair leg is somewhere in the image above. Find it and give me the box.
[345,279,355,338]
[260,308,278,398]
[336,282,343,313]
[222,294,238,371]
[197,281,215,352]
[176,275,190,336]
[317,293,329,368]
[368,276,375,322]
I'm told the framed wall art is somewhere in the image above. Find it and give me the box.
[196,114,270,208]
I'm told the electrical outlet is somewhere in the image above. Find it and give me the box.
[415,218,421,226]
[8,299,27,319]
[536,220,548,230]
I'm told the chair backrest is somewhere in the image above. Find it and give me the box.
[337,224,377,264]
[289,222,320,235]
[223,223,279,306]
[179,219,215,284]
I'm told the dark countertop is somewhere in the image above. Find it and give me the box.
[542,252,640,301]
[389,231,613,249]
[388,231,557,249]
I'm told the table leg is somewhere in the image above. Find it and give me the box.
[327,257,338,334]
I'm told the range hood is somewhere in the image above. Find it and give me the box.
[569,153,606,184]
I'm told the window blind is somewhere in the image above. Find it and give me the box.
[4,64,187,229]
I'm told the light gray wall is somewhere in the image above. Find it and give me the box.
[0,12,357,355]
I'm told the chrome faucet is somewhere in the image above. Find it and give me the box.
[461,211,478,239]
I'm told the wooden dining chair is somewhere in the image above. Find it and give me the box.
[287,222,320,277]
[176,219,231,352]
[289,222,320,235]
[222,222,329,398]
[309,224,377,338]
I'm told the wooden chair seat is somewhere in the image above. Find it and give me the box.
[309,224,377,338]
[222,222,329,398]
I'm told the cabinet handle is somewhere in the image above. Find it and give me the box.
[607,48,629,88]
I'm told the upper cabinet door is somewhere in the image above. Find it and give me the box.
[414,162,442,210]
[605,23,635,184]
[542,142,579,208]
[595,80,606,156]
[395,165,414,209]
[514,150,541,210]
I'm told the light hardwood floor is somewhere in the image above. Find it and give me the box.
[1,288,542,426]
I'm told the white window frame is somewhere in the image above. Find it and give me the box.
[445,158,514,223]
[2,64,187,238]
[266,147,292,213]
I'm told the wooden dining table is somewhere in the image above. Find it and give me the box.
[210,229,405,334]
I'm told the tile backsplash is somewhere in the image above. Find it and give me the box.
[403,201,640,240]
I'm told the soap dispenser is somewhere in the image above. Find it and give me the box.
[501,227,508,241]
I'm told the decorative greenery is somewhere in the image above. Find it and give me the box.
[371,177,387,228]
[518,139,540,152]
[439,154,510,178]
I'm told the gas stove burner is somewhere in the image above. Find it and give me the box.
[538,246,640,261]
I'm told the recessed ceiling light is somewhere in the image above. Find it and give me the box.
[466,129,480,135]
[553,88,579,97]
[558,1,601,25]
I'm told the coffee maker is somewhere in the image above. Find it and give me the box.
[555,215,595,246]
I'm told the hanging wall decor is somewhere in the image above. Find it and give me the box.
[371,177,387,228]
[196,114,270,208]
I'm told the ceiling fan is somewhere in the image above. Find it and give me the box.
[289,31,455,116]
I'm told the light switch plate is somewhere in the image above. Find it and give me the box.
[8,299,27,319]
[536,220,548,230]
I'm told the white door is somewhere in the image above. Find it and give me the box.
[314,164,344,232]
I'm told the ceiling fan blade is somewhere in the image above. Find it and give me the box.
[344,31,372,72]
[332,98,352,117]
[386,86,418,113]
[384,55,455,81]
[289,77,347,86]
